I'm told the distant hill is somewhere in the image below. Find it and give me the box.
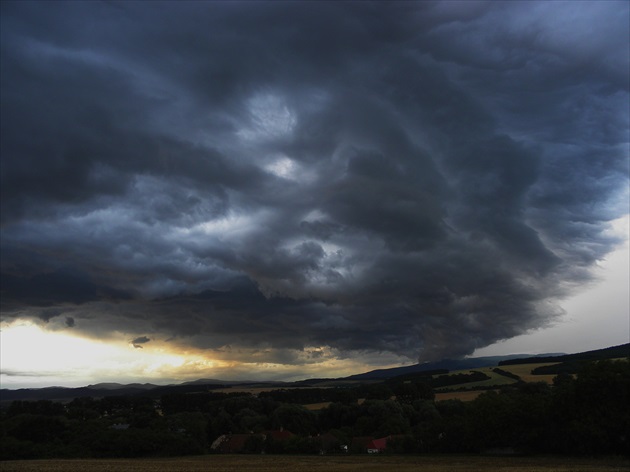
[344,353,564,381]
[0,386,151,403]
[88,382,159,390]
[0,382,229,404]
[3,344,627,404]
[498,343,629,366]
[180,378,287,387]
[498,343,630,376]
[0,380,294,404]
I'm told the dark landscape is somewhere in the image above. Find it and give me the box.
[1,344,628,464]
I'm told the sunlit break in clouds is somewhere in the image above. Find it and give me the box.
[1,1,628,387]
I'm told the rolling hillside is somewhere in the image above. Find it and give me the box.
[1,343,627,405]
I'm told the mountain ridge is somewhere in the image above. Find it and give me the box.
[344,353,565,380]
[0,353,561,403]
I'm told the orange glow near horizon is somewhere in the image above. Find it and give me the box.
[0,321,221,388]
[0,320,409,389]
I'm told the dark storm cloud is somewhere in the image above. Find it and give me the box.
[1,1,628,362]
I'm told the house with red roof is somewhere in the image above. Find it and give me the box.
[367,436,389,453]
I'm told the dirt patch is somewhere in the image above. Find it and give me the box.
[1,455,628,472]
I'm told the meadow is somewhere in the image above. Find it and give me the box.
[429,363,557,401]
[2,455,629,472]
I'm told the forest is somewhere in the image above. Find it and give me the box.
[1,359,628,460]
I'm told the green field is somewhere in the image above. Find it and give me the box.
[2,455,629,472]
[497,363,563,384]
[429,363,567,393]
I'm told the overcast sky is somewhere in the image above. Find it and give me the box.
[1,1,628,388]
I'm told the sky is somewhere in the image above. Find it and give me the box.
[1,1,628,389]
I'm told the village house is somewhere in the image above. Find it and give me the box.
[366,436,388,453]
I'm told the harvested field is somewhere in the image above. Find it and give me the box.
[2,455,628,472]
[303,401,332,410]
[497,363,562,384]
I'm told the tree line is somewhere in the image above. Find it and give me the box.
[1,359,628,459]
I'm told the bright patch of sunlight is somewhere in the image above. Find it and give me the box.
[0,321,214,388]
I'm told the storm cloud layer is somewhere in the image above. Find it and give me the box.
[1,1,628,365]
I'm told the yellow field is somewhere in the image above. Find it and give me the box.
[303,401,333,410]
[496,363,561,384]
[2,455,629,472]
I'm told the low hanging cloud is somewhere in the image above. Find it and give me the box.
[1,1,628,365]
[131,336,151,349]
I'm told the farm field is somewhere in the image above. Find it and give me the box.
[2,455,629,472]
[303,401,332,410]
[497,363,562,384]
[431,363,561,393]
[433,368,519,391]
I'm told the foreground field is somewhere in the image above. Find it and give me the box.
[2,455,629,472]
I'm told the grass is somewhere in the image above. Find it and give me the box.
[433,368,519,392]
[2,455,629,472]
